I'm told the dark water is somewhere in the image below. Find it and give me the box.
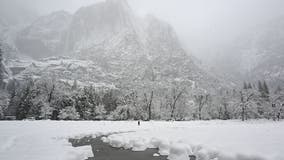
[69,136,168,160]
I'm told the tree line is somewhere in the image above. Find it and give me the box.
[0,74,283,121]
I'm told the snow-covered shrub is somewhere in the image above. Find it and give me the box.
[0,91,9,112]
[109,105,137,120]
[58,106,80,120]
[40,103,54,119]
[94,105,107,120]
[0,106,4,119]
[73,94,93,120]
[102,90,119,113]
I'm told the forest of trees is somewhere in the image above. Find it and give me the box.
[0,73,283,121]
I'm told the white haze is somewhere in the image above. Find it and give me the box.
[1,0,284,63]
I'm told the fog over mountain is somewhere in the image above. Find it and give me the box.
[2,0,284,60]
[213,16,284,86]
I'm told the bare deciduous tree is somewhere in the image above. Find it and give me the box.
[169,87,186,120]
[194,94,209,120]
[144,91,154,120]
[239,90,255,121]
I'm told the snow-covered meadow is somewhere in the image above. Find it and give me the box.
[0,120,284,160]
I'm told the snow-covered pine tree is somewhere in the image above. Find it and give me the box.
[0,46,4,89]
[263,80,270,100]
[15,79,36,120]
[247,83,252,89]
[71,80,78,91]
[258,80,263,94]
[275,86,282,94]
[58,106,80,120]
[257,80,269,101]
[102,90,118,113]
[243,82,248,90]
[40,103,53,119]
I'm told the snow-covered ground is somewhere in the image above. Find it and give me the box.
[0,120,283,160]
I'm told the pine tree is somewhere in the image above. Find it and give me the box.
[0,46,4,88]
[258,80,263,93]
[71,80,78,91]
[58,106,80,120]
[257,80,270,101]
[275,86,282,94]
[16,81,35,119]
[102,90,118,113]
[243,82,248,90]
[263,81,269,95]
[247,83,252,89]
[0,46,2,61]
[260,80,270,101]
[0,45,9,90]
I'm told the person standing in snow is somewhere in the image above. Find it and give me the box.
[277,108,282,121]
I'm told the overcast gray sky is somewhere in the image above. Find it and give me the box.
[1,0,284,61]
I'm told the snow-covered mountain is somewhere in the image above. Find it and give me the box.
[6,0,224,92]
[214,17,284,86]
[65,0,141,52]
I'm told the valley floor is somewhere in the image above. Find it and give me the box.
[0,120,283,160]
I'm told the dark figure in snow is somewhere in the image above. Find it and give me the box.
[138,120,140,126]
[277,112,281,121]
[277,108,282,121]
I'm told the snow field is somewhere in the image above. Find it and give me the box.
[0,120,283,160]
[0,121,144,160]
[102,120,284,160]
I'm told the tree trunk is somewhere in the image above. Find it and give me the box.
[199,107,202,120]
[170,104,174,120]
[170,89,185,120]
[48,84,55,103]
[148,91,153,121]
[241,105,245,121]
